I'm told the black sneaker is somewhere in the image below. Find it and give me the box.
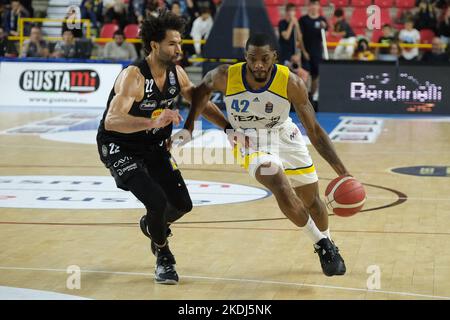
[314,238,346,277]
[139,216,172,256]
[155,253,179,285]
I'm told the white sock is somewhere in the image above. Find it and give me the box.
[322,229,332,240]
[301,216,326,244]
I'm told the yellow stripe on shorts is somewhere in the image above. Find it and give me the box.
[284,164,316,175]
[232,145,268,170]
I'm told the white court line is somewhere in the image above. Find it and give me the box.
[0,266,448,300]
[368,196,450,202]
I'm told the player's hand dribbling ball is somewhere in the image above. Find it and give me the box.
[325,176,366,217]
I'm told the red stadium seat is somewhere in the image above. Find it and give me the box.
[290,0,307,5]
[374,0,394,7]
[351,0,372,7]
[326,31,343,42]
[331,0,349,6]
[264,0,284,5]
[124,24,140,39]
[395,0,415,8]
[350,8,367,29]
[380,8,392,26]
[420,29,435,44]
[266,6,281,27]
[371,28,383,43]
[319,0,328,5]
[296,7,302,19]
[100,23,119,39]
[353,27,367,36]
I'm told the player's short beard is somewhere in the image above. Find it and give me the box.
[158,49,177,68]
[249,68,269,83]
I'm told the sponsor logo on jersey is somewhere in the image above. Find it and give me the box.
[289,127,300,140]
[232,115,281,125]
[101,145,108,157]
[265,102,273,113]
[168,86,177,95]
[151,108,164,119]
[253,97,260,102]
[169,71,176,86]
[139,100,158,110]
[19,69,100,93]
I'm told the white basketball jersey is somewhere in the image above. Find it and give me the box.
[223,63,293,130]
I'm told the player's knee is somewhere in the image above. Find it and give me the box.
[254,161,282,178]
[141,191,168,216]
[307,194,325,214]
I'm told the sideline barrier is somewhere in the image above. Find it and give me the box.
[319,60,450,115]
[0,58,124,109]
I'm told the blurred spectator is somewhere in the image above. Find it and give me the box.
[171,1,182,17]
[170,0,194,64]
[414,0,438,31]
[52,29,76,58]
[421,36,449,61]
[187,0,216,19]
[165,0,188,15]
[104,29,138,60]
[130,0,145,24]
[332,8,356,60]
[20,25,49,58]
[399,19,421,60]
[144,0,162,19]
[353,38,375,61]
[379,41,402,61]
[190,8,213,56]
[0,3,5,32]
[377,24,396,56]
[278,3,303,65]
[395,9,414,27]
[20,0,33,18]
[0,26,18,57]
[80,0,104,32]
[299,0,328,102]
[62,5,84,38]
[287,53,309,84]
[104,0,128,29]
[437,8,450,44]
[3,0,29,36]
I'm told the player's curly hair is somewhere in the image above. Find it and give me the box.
[140,10,186,54]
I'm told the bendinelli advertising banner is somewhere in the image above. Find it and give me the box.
[0,61,122,108]
[319,61,450,114]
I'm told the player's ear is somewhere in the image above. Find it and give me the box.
[150,41,158,52]
[272,50,278,63]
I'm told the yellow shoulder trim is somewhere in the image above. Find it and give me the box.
[268,64,290,99]
[226,62,246,96]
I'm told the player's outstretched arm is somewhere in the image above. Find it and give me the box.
[183,64,230,132]
[287,72,350,176]
[105,67,182,133]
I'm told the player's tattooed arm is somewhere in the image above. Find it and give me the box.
[105,66,181,133]
[288,73,350,176]
[176,65,229,132]
[184,64,230,132]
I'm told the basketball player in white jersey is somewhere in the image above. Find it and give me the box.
[184,33,350,276]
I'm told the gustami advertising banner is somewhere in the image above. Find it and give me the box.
[0,61,122,108]
[319,61,449,114]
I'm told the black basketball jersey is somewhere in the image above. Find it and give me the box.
[97,59,181,145]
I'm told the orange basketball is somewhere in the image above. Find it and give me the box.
[325,176,366,217]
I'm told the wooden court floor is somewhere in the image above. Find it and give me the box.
[0,111,449,300]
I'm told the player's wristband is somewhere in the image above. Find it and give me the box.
[223,123,233,133]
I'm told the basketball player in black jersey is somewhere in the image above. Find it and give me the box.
[96,12,229,284]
